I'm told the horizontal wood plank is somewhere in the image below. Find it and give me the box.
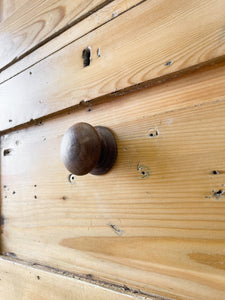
[1,62,225,300]
[1,0,225,132]
[0,0,143,84]
[0,0,111,71]
[0,257,141,300]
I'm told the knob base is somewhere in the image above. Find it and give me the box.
[90,126,117,175]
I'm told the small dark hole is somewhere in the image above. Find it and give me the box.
[8,119,12,123]
[213,170,219,175]
[88,108,92,112]
[69,174,75,183]
[141,171,146,175]
[3,149,11,156]
[149,133,154,137]
[34,195,37,199]
[165,61,172,66]
[29,71,32,75]
[12,191,16,194]
[82,47,91,67]
[34,184,37,187]
[37,276,40,280]
[216,190,223,195]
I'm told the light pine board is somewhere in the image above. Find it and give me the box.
[0,0,143,84]
[0,257,142,300]
[0,0,225,132]
[1,63,225,300]
[0,0,27,22]
[0,0,111,70]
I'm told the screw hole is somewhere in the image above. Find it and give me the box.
[69,174,75,183]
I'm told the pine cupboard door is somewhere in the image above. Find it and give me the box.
[1,1,225,300]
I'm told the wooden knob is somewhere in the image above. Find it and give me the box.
[61,122,117,176]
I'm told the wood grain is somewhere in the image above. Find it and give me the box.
[1,62,225,300]
[0,0,111,71]
[0,0,143,84]
[0,0,27,22]
[0,257,141,300]
[1,0,225,132]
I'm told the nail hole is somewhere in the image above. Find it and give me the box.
[12,191,16,194]
[3,149,12,156]
[29,71,32,75]
[34,195,37,199]
[213,189,224,199]
[148,129,159,138]
[9,119,12,123]
[97,48,101,57]
[165,61,173,66]
[82,47,91,67]
[212,170,220,175]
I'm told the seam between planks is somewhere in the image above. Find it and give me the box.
[0,0,116,74]
[0,0,149,80]
[0,55,225,137]
[0,0,147,85]
[0,255,173,300]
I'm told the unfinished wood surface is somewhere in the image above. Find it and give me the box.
[0,257,141,300]
[0,0,111,71]
[1,63,225,300]
[0,0,143,84]
[0,0,27,22]
[1,0,225,132]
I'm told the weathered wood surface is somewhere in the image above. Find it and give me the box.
[1,62,225,300]
[1,0,225,132]
[0,257,141,300]
[0,0,112,71]
[0,0,143,84]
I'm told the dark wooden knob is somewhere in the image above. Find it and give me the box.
[61,122,117,176]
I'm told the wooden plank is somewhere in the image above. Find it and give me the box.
[0,0,143,84]
[1,62,225,300]
[0,0,27,22]
[0,257,141,300]
[0,0,111,71]
[1,0,225,132]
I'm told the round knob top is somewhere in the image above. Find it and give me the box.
[61,122,101,176]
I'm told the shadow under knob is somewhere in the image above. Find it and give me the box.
[61,122,117,176]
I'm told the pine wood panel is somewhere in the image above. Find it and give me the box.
[0,0,111,71]
[1,0,225,132]
[0,0,27,22]
[0,257,141,300]
[0,0,143,84]
[1,63,225,300]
